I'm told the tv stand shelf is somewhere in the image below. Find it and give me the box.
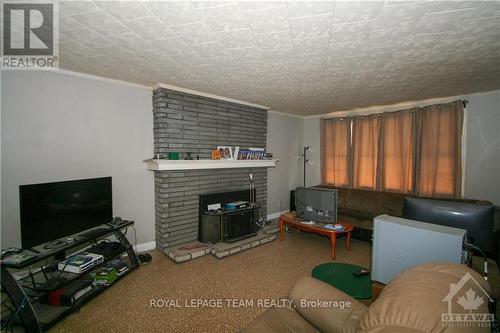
[1,221,139,332]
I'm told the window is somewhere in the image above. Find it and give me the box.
[380,110,414,193]
[321,100,464,197]
[352,115,381,190]
[415,102,464,197]
[321,117,350,186]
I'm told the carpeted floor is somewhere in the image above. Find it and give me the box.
[49,232,371,333]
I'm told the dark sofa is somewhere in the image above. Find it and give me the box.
[313,186,496,249]
[319,186,406,242]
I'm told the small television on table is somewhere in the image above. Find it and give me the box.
[19,177,113,249]
[294,187,337,223]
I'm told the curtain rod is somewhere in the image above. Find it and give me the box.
[325,99,470,120]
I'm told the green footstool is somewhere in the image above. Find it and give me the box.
[311,263,372,299]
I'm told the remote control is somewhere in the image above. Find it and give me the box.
[353,268,370,276]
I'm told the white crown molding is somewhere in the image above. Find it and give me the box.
[42,68,152,91]
[153,82,270,110]
[304,89,500,119]
[268,109,304,119]
[304,96,462,119]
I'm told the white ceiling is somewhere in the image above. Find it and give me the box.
[53,1,500,115]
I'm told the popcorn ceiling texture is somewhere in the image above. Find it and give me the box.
[153,88,268,250]
[58,1,500,115]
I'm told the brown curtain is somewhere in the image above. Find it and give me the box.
[352,114,381,190]
[380,109,415,193]
[415,101,464,197]
[321,117,351,186]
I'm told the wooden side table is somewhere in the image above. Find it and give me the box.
[279,212,353,260]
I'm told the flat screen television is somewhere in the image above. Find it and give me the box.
[295,187,337,223]
[19,177,112,249]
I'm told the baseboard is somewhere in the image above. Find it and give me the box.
[134,241,156,253]
[266,210,289,221]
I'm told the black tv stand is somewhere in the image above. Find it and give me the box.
[0,220,139,332]
[42,239,69,251]
[78,227,110,240]
[28,247,41,254]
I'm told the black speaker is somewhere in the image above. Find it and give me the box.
[290,190,296,212]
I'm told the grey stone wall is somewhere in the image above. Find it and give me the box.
[152,87,268,249]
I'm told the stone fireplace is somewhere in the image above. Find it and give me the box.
[152,86,269,251]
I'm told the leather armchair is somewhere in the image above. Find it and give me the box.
[240,262,492,333]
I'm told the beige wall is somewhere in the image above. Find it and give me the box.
[266,111,303,215]
[302,90,500,205]
[302,117,322,187]
[1,70,155,248]
[464,91,500,205]
[0,70,309,249]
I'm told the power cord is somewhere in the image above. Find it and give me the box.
[123,226,138,252]
[1,296,27,330]
[127,226,152,265]
[464,242,488,279]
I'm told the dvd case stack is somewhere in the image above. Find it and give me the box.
[236,147,268,160]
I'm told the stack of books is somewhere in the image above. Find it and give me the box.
[236,147,268,160]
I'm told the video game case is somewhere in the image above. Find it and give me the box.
[58,252,104,274]
[1,253,35,265]
[91,266,118,285]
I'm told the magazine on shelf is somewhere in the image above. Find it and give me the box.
[235,147,268,160]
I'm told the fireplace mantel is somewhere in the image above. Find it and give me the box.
[144,159,279,171]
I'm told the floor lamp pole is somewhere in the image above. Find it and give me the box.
[302,146,309,187]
